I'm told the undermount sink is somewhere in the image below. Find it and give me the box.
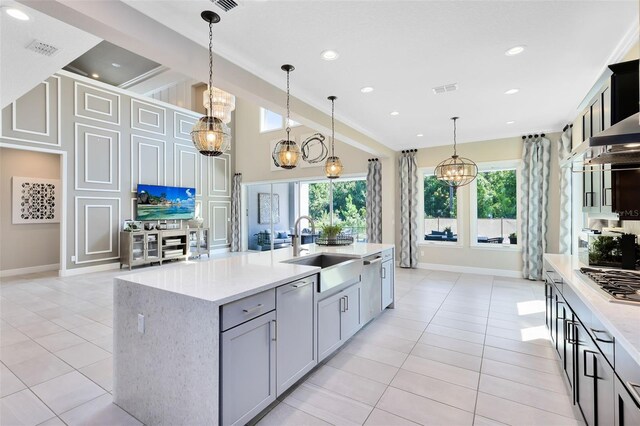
[284,254,363,293]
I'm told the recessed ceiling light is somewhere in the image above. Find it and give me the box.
[416,133,424,137]
[504,88,519,95]
[390,111,399,116]
[6,8,29,21]
[111,63,121,68]
[321,50,339,61]
[360,86,374,93]
[91,73,100,79]
[506,121,515,124]
[505,45,526,56]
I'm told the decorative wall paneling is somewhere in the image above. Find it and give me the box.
[1,76,61,146]
[1,70,233,271]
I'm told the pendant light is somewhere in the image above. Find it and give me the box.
[434,117,477,187]
[272,65,300,169]
[191,11,231,157]
[325,96,343,179]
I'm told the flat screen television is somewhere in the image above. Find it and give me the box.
[136,184,196,221]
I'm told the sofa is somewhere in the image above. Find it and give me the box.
[254,229,292,251]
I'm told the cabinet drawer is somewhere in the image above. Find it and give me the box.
[221,289,275,331]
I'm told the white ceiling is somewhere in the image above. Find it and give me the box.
[122,0,638,150]
[0,0,100,109]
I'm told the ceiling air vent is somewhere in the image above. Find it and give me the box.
[212,0,238,12]
[432,83,458,95]
[26,40,59,57]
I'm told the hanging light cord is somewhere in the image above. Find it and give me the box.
[285,69,291,140]
[208,19,214,115]
[331,98,335,157]
[452,117,458,157]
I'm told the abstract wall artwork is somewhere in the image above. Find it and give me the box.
[258,192,280,224]
[12,177,61,224]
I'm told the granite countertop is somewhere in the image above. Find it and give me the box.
[544,254,640,364]
[116,243,394,305]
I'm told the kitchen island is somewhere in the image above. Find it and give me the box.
[113,243,394,426]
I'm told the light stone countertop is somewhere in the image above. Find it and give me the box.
[544,254,640,364]
[116,242,394,305]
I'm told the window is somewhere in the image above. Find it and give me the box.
[472,165,519,247]
[300,178,367,242]
[423,174,459,243]
[260,107,302,133]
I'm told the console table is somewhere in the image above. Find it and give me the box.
[120,230,189,270]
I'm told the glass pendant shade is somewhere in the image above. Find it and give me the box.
[325,155,343,179]
[435,117,477,187]
[203,86,235,124]
[434,155,478,187]
[273,139,300,169]
[191,115,231,157]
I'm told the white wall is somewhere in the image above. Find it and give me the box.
[0,148,61,272]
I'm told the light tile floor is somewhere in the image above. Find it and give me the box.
[0,265,584,426]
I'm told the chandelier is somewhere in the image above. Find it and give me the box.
[325,96,343,179]
[272,64,300,169]
[191,11,231,157]
[202,86,235,124]
[434,117,477,187]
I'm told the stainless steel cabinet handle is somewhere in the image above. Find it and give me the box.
[364,257,382,265]
[242,304,263,314]
[271,320,277,341]
[340,297,345,313]
[291,281,311,288]
[602,187,612,207]
[345,295,349,311]
[381,267,386,279]
[590,328,614,344]
[565,320,577,344]
[583,349,598,379]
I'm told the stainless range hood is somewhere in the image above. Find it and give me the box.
[566,113,640,167]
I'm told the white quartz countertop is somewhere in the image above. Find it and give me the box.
[544,254,640,364]
[116,243,394,305]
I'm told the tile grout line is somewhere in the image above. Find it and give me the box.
[470,275,493,425]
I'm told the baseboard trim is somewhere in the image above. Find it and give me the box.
[59,262,120,277]
[0,264,59,278]
[416,262,522,278]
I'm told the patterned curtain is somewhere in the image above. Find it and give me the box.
[230,173,242,252]
[366,159,382,243]
[399,150,419,268]
[558,126,573,255]
[520,136,551,280]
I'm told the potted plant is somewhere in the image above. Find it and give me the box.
[321,223,343,244]
[509,232,517,244]
[444,226,453,239]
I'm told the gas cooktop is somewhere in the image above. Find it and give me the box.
[580,267,640,304]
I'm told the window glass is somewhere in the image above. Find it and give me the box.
[260,108,283,132]
[423,175,458,242]
[476,169,517,245]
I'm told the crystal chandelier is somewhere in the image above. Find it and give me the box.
[272,65,300,169]
[434,117,477,187]
[325,96,343,179]
[191,11,231,157]
[202,86,235,124]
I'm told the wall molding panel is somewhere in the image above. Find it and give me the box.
[130,134,166,192]
[75,123,121,192]
[2,71,233,272]
[74,196,120,264]
[209,200,231,247]
[131,98,166,136]
[1,76,61,146]
[74,82,121,126]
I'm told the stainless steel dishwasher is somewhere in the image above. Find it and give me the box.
[361,254,383,324]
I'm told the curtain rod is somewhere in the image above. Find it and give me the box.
[234,172,242,176]
[562,123,573,132]
[367,158,379,162]
[521,134,546,140]
[401,149,418,153]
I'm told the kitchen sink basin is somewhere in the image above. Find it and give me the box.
[284,254,363,293]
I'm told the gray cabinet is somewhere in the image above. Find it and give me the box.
[317,282,361,362]
[220,311,276,426]
[276,275,316,396]
[188,227,210,258]
[120,231,162,270]
[615,378,640,426]
[381,259,393,309]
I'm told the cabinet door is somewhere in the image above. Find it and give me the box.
[615,378,640,426]
[317,291,344,362]
[276,277,316,395]
[145,232,160,260]
[341,283,361,341]
[131,233,145,262]
[576,322,597,425]
[221,311,276,426]
[545,281,554,343]
[591,97,602,135]
[583,166,601,213]
[565,314,577,404]
[381,260,394,309]
[583,108,592,141]
[602,86,611,130]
